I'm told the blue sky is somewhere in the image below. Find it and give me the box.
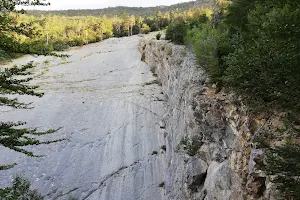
[26,0,194,10]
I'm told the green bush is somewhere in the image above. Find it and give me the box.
[176,136,201,156]
[165,20,188,45]
[265,141,300,200]
[52,40,69,51]
[156,32,161,40]
[223,2,300,198]
[0,176,43,200]
[188,14,209,28]
[185,24,230,84]
[141,24,151,34]
[150,23,158,32]
[68,36,85,46]
[0,49,10,62]
[224,3,300,111]
[26,40,54,55]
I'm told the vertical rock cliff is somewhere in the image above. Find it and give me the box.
[139,37,273,200]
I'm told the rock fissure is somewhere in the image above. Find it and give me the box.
[82,160,143,200]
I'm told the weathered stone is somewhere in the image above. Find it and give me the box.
[159,120,166,129]
[0,36,166,200]
[139,34,275,200]
[248,149,264,174]
[204,161,232,200]
[186,157,208,192]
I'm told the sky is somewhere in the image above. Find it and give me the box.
[25,0,194,10]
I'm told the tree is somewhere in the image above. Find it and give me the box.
[156,11,163,30]
[0,1,64,169]
[165,20,188,44]
[122,17,130,36]
[141,23,151,34]
[129,15,135,36]
[112,16,122,36]
[0,176,43,200]
[224,1,300,111]
[136,16,144,34]
[170,10,176,22]
[0,0,50,54]
[265,141,300,200]
[224,0,256,33]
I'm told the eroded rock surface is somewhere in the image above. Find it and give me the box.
[0,36,165,200]
[139,36,272,200]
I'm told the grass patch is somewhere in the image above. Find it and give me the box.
[43,60,50,65]
[143,80,158,86]
[176,136,202,156]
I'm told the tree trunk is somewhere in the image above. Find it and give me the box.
[46,32,49,45]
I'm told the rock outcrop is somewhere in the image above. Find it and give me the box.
[139,36,273,200]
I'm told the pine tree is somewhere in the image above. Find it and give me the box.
[0,176,43,200]
[0,0,64,170]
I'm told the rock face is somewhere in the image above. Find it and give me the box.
[139,37,271,200]
[0,36,166,200]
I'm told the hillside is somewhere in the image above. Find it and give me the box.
[27,0,212,17]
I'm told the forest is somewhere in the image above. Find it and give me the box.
[0,1,212,63]
[26,1,212,17]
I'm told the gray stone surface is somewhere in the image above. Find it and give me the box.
[139,35,271,200]
[139,38,235,200]
[0,36,165,200]
[185,158,208,192]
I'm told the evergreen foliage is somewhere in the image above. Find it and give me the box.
[265,141,300,199]
[26,1,210,18]
[0,176,43,200]
[0,2,213,58]
[165,0,300,198]
[224,1,300,111]
[166,20,188,44]
[0,0,65,170]
[0,62,65,165]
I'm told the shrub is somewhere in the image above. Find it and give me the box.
[141,24,151,34]
[165,20,188,45]
[185,24,230,84]
[0,176,43,200]
[0,49,10,62]
[150,23,158,32]
[52,40,69,51]
[156,32,161,40]
[265,141,300,199]
[176,136,202,156]
[188,14,210,28]
[26,40,54,55]
[223,4,300,111]
[223,2,300,198]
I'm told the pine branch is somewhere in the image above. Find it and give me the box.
[0,176,44,199]
[0,122,65,157]
[0,62,44,108]
[0,97,32,109]
[0,163,16,170]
